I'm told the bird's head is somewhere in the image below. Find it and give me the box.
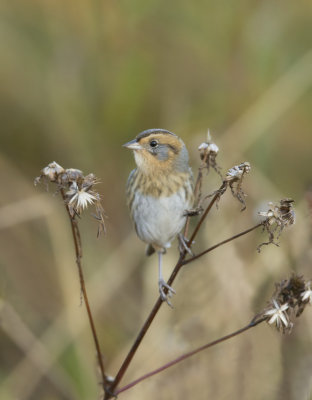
[123,129,189,174]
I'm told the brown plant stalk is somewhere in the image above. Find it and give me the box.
[183,148,210,237]
[60,189,107,390]
[116,317,266,395]
[181,222,263,266]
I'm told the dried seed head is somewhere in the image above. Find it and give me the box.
[225,162,251,181]
[198,142,219,155]
[279,198,295,225]
[66,182,97,213]
[255,274,310,334]
[198,130,222,178]
[258,198,295,251]
[34,161,65,185]
[204,162,251,210]
[35,162,106,235]
[224,162,251,211]
[264,300,291,333]
[258,199,295,226]
[64,168,84,184]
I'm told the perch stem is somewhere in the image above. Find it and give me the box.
[60,189,106,390]
[116,317,265,394]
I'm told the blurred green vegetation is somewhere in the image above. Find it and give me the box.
[0,0,312,399]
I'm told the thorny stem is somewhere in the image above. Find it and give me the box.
[116,317,266,395]
[60,189,106,390]
[105,184,224,398]
[181,222,263,266]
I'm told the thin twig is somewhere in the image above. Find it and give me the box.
[116,317,265,395]
[60,189,106,390]
[105,184,224,398]
[183,151,210,238]
[188,182,226,247]
[182,222,263,266]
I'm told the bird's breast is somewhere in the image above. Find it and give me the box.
[128,173,194,249]
[138,170,191,197]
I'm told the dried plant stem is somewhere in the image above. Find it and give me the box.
[184,156,208,238]
[106,185,224,398]
[188,182,226,246]
[60,190,106,390]
[182,222,263,266]
[116,317,265,395]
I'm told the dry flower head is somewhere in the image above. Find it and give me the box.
[225,162,251,211]
[198,129,222,178]
[264,300,291,332]
[256,275,310,334]
[258,198,295,251]
[207,161,251,210]
[35,161,106,236]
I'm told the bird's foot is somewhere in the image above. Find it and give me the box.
[178,233,194,256]
[158,279,176,307]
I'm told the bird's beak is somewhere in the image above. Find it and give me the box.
[123,139,143,150]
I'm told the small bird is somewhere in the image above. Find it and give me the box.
[124,129,194,305]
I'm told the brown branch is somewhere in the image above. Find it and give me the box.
[116,317,265,395]
[181,222,263,266]
[60,189,106,390]
[105,184,224,399]
[187,183,226,247]
[183,151,210,238]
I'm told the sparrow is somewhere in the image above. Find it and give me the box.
[124,128,194,305]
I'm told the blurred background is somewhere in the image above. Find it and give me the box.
[0,0,312,399]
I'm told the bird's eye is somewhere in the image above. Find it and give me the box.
[150,140,158,148]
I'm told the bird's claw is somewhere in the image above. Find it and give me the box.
[159,279,176,307]
[178,234,194,256]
